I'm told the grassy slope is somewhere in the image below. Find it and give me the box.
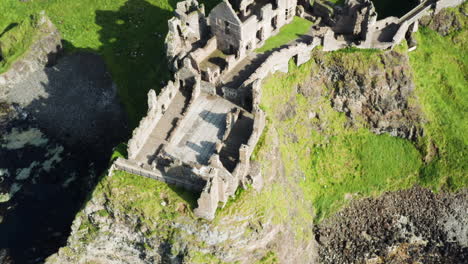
[3,0,466,260]
[409,10,468,189]
[66,166,313,262]
[0,14,39,73]
[260,56,422,221]
[256,16,313,53]
[257,5,467,221]
[0,0,219,127]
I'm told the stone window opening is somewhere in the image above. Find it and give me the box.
[256,28,263,43]
[229,44,235,55]
[224,21,230,35]
[271,16,278,30]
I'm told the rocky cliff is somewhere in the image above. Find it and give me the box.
[45,4,467,264]
[46,130,318,264]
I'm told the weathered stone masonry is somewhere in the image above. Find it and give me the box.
[109,0,466,220]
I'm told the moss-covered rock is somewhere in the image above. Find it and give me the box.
[0,12,62,85]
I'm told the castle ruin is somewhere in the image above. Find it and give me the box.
[111,0,465,220]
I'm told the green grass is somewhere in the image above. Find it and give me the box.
[256,16,313,53]
[184,251,228,264]
[260,54,425,221]
[257,7,468,221]
[0,14,40,73]
[409,10,468,189]
[110,143,128,162]
[255,251,279,264]
[0,0,219,128]
[79,170,199,241]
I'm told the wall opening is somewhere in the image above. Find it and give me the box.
[256,28,263,43]
[271,15,278,30]
[229,44,235,55]
[224,21,230,35]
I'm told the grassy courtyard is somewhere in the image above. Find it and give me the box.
[256,16,314,53]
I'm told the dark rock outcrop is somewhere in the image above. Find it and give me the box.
[316,187,468,264]
[299,49,422,140]
[420,5,466,36]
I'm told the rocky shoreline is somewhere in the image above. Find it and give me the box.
[316,187,468,264]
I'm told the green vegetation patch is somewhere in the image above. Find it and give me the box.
[0,0,220,127]
[256,16,313,53]
[409,9,468,189]
[0,14,40,74]
[100,170,198,222]
[184,251,228,264]
[258,6,467,222]
[260,54,424,221]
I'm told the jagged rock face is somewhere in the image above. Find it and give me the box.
[420,5,466,36]
[299,50,422,140]
[316,187,468,264]
[45,126,318,264]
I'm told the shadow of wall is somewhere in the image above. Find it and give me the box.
[372,0,420,19]
[0,0,186,263]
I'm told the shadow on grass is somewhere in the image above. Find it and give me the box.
[95,0,174,128]
[168,184,200,210]
[0,0,186,263]
[0,23,19,39]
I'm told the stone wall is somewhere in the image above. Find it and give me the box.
[193,173,221,220]
[435,0,465,13]
[209,1,243,53]
[111,158,206,191]
[209,0,297,60]
[127,81,179,159]
[398,1,433,25]
[190,36,217,69]
[244,38,321,87]
[321,0,446,51]
[165,0,208,70]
